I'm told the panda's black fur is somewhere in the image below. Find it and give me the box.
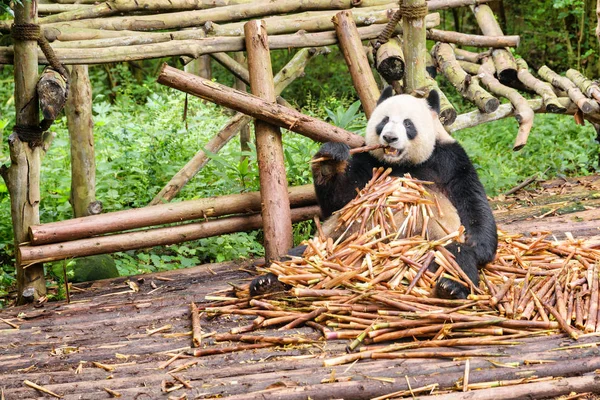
[250,87,497,299]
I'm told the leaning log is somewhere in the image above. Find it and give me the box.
[334,10,380,117]
[245,19,293,261]
[29,185,317,245]
[566,68,600,102]
[150,46,328,205]
[471,4,517,84]
[478,57,533,150]
[515,59,566,114]
[19,206,321,265]
[157,64,364,148]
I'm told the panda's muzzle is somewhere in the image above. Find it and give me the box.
[384,146,403,156]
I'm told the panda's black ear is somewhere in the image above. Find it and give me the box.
[377,86,394,105]
[426,90,441,115]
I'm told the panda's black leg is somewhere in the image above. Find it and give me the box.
[430,244,478,300]
[248,245,307,297]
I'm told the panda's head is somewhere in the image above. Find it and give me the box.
[366,87,449,165]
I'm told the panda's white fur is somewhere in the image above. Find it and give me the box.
[367,94,455,165]
[320,93,461,242]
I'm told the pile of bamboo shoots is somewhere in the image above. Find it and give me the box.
[201,168,600,363]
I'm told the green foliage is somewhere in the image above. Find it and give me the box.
[455,114,598,195]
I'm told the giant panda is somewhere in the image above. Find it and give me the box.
[251,87,497,299]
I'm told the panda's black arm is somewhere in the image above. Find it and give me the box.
[311,144,376,218]
[434,143,498,266]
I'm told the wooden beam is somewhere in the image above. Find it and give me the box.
[19,206,320,265]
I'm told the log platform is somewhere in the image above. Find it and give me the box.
[1,176,600,399]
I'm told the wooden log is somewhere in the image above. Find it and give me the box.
[538,65,599,115]
[152,48,326,205]
[29,184,317,245]
[207,4,399,37]
[427,29,520,48]
[0,22,445,64]
[36,0,362,32]
[67,65,100,218]
[478,57,534,150]
[432,42,498,114]
[37,67,69,128]
[245,19,293,261]
[412,375,600,400]
[37,0,256,24]
[1,0,47,303]
[38,3,93,15]
[333,10,380,118]
[423,76,458,125]
[448,97,600,132]
[375,37,404,83]
[402,0,429,93]
[515,58,566,114]
[19,205,321,265]
[157,64,364,147]
[566,68,600,102]
[471,4,517,84]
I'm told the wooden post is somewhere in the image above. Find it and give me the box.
[244,20,293,261]
[233,52,252,156]
[2,0,47,303]
[67,65,100,218]
[333,10,380,118]
[401,0,429,93]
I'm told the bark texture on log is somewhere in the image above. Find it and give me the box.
[515,59,565,114]
[67,65,99,218]
[157,65,364,147]
[478,57,533,150]
[375,37,404,83]
[30,185,317,245]
[538,65,599,115]
[4,0,46,303]
[402,0,429,93]
[433,42,498,114]
[20,206,320,265]
[333,10,380,118]
[471,4,516,84]
[245,20,293,261]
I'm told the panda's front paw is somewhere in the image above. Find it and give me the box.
[249,273,288,297]
[315,142,350,162]
[434,277,469,299]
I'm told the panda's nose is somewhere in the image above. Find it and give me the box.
[382,134,397,144]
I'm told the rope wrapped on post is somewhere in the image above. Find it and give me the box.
[375,1,428,46]
[10,22,70,145]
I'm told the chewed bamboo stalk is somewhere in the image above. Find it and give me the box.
[199,170,600,363]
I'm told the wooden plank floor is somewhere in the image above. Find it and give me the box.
[2,176,600,399]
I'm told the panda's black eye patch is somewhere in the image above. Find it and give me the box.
[403,119,417,140]
[375,116,389,136]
